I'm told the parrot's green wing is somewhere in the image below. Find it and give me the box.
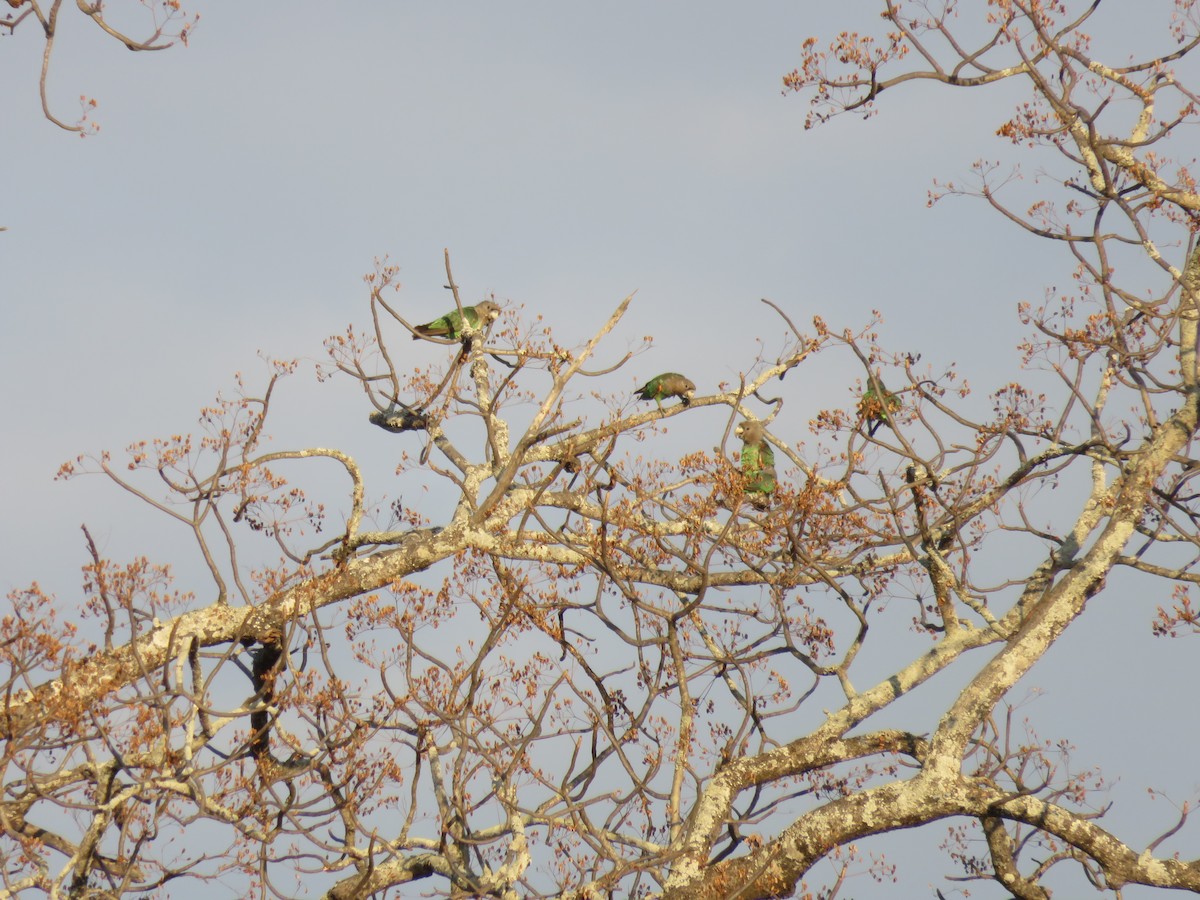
[735,420,776,507]
[760,441,775,470]
[740,442,777,498]
[414,308,456,339]
[859,385,901,421]
[860,383,901,436]
[740,442,761,473]
[413,301,499,341]
[636,374,667,401]
[744,469,776,492]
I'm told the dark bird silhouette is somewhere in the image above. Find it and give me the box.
[369,404,428,433]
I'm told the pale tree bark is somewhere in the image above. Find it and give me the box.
[6,3,1200,899]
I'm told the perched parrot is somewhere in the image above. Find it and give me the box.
[369,403,428,433]
[412,301,501,340]
[636,373,696,410]
[859,381,901,437]
[735,419,776,509]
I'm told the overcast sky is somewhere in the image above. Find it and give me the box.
[1,3,1042,583]
[2,4,1194,897]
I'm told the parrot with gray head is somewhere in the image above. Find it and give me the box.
[636,373,696,411]
[735,419,776,509]
[412,301,501,341]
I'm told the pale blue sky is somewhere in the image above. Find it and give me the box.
[1,4,1193,897]
[2,3,1041,574]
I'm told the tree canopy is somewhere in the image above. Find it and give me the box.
[5,2,1200,898]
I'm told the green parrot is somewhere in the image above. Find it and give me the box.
[412,300,501,340]
[859,380,901,437]
[735,419,776,509]
[636,373,696,410]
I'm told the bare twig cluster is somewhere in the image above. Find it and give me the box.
[5,3,1200,898]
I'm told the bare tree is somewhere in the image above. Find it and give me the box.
[4,2,1200,898]
[3,0,197,134]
